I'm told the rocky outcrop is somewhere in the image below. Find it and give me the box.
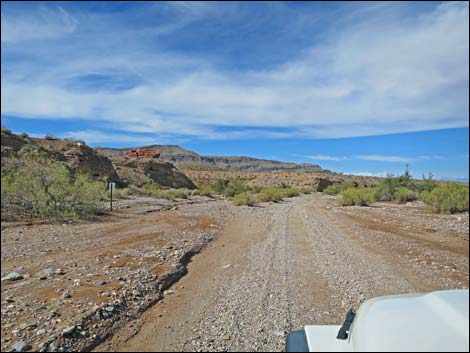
[311,177,334,192]
[115,158,196,189]
[96,145,326,173]
[1,130,120,184]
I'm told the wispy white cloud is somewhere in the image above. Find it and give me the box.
[1,2,468,139]
[62,129,184,146]
[305,155,348,161]
[306,154,456,163]
[356,155,411,163]
[1,6,78,43]
[343,171,391,178]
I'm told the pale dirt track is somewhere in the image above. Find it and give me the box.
[96,194,469,352]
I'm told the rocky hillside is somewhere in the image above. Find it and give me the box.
[1,130,195,189]
[1,130,120,183]
[96,145,326,173]
[112,157,196,189]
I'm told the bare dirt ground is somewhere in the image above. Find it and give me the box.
[1,193,468,352]
[98,194,468,352]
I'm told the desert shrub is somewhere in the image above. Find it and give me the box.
[18,132,29,139]
[131,183,190,200]
[113,188,130,199]
[257,188,285,203]
[396,165,414,189]
[1,155,106,219]
[45,133,56,140]
[225,179,248,196]
[281,187,301,198]
[194,185,213,197]
[211,179,248,196]
[1,124,11,133]
[395,187,419,203]
[414,173,438,193]
[323,182,356,195]
[212,179,230,194]
[127,185,141,196]
[323,185,340,195]
[300,187,312,194]
[141,181,160,195]
[421,184,469,214]
[231,192,257,206]
[340,187,376,206]
[171,188,190,199]
[374,175,399,201]
[151,188,191,200]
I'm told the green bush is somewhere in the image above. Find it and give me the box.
[171,188,190,199]
[113,188,130,199]
[421,184,469,214]
[374,175,400,201]
[142,181,160,195]
[1,155,106,219]
[323,185,340,195]
[340,188,376,206]
[281,188,301,198]
[210,179,248,197]
[414,173,438,193]
[395,187,418,203]
[212,179,230,194]
[323,182,356,195]
[257,188,285,203]
[231,192,257,206]
[194,185,213,197]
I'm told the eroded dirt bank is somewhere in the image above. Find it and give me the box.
[1,197,229,352]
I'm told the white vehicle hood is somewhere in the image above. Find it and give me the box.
[305,289,469,352]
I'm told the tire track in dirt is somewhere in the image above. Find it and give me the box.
[97,194,468,352]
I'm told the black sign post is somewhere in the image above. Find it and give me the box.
[109,182,115,212]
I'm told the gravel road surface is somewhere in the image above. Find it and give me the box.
[97,194,468,352]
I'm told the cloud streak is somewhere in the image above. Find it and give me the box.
[305,154,457,163]
[1,2,469,140]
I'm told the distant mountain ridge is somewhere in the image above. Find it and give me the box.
[95,145,326,173]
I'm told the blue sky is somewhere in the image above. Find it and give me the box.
[1,1,469,181]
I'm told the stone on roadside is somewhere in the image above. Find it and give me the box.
[62,326,75,336]
[1,272,24,281]
[12,341,31,352]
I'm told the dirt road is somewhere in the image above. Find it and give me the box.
[97,194,468,352]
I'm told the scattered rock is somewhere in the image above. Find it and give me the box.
[11,341,31,352]
[105,306,114,312]
[35,329,46,336]
[132,290,142,297]
[1,272,24,281]
[62,326,75,337]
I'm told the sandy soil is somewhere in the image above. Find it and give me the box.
[95,194,468,352]
[1,193,468,352]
